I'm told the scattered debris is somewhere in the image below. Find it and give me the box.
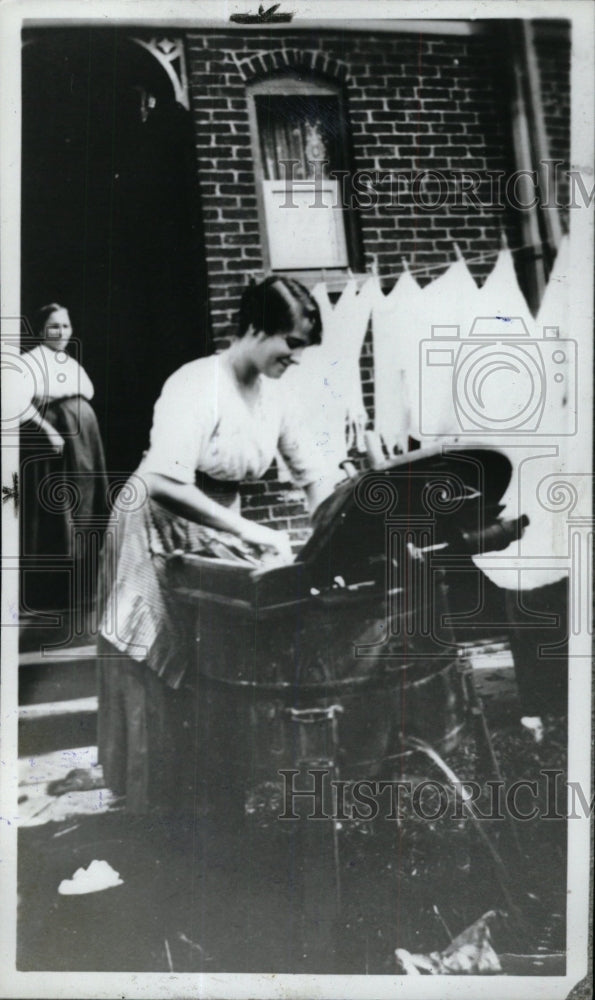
[177,933,214,963]
[52,823,80,839]
[395,910,504,974]
[47,767,105,796]
[432,903,453,943]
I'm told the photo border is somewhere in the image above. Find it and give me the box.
[1,1,592,997]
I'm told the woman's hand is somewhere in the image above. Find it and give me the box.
[240,519,293,564]
[145,474,295,564]
[25,407,65,455]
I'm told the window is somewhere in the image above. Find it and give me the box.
[247,73,359,275]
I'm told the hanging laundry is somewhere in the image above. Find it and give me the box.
[279,292,345,478]
[372,269,424,455]
[323,276,378,453]
[536,235,569,327]
[420,247,534,442]
[275,282,336,481]
[536,235,573,431]
[477,246,536,332]
[282,277,376,478]
[281,283,348,475]
[415,257,481,442]
[311,279,335,333]
[473,235,583,590]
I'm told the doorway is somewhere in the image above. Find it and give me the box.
[21,28,210,476]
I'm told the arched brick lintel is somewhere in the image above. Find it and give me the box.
[235,48,350,84]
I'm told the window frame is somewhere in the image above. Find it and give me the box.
[246,71,362,283]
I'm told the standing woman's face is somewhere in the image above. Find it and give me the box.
[41,308,72,351]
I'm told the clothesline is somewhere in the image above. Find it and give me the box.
[320,240,548,290]
[249,238,555,291]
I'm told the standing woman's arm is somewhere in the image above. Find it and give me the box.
[7,353,64,453]
[23,407,65,454]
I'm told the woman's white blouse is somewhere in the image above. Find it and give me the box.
[139,353,322,488]
[12,343,94,408]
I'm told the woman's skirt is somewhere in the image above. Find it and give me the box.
[97,478,258,813]
[97,635,199,814]
[20,395,108,611]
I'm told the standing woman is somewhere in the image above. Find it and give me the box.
[97,276,332,814]
[18,304,108,613]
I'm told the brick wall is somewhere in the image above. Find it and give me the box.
[186,28,520,335]
[184,24,571,541]
[534,22,571,230]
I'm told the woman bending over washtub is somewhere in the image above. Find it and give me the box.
[97,276,334,814]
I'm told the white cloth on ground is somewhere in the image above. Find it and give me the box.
[58,860,123,895]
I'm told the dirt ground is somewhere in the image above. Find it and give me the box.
[17,702,568,975]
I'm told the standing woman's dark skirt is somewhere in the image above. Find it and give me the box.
[20,395,108,612]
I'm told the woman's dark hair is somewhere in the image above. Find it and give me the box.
[238,276,322,345]
[35,302,70,338]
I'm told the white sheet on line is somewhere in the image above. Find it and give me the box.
[415,257,481,441]
[280,277,376,479]
[372,269,423,455]
[477,246,537,333]
[473,236,581,589]
[319,277,377,453]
